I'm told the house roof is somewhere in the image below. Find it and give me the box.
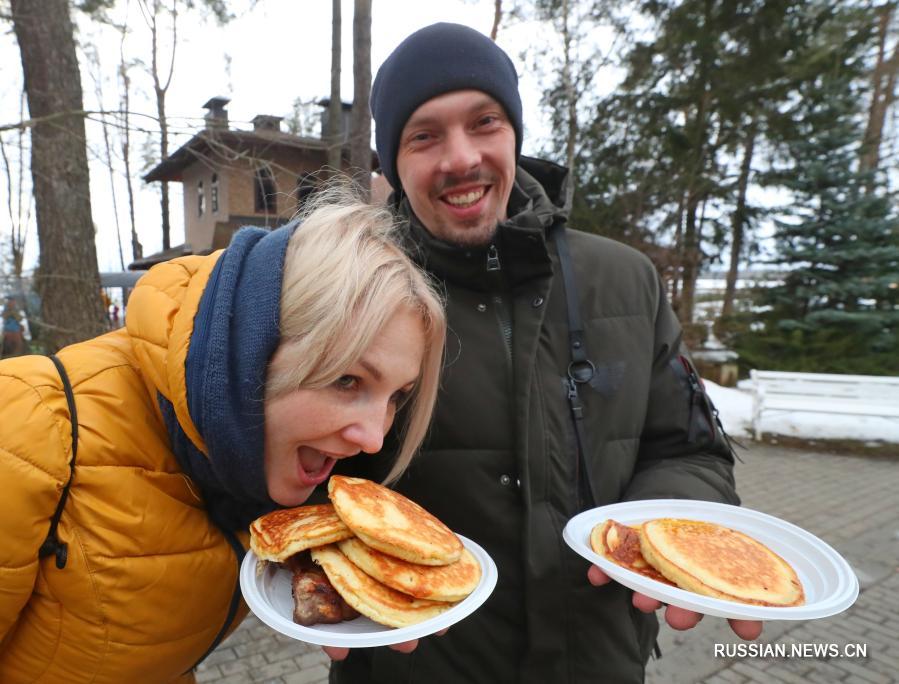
[143,128,330,182]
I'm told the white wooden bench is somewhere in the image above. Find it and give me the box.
[748,370,899,440]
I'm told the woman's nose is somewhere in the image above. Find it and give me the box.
[342,403,392,454]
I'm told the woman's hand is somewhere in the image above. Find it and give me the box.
[321,628,448,661]
[587,565,764,640]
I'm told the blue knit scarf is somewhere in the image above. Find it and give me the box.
[159,224,295,530]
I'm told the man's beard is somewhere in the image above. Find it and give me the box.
[432,169,502,247]
[438,219,499,248]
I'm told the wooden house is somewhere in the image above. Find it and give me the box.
[136,96,370,268]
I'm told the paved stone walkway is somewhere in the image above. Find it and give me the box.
[197,444,899,683]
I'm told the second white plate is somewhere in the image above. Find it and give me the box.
[563,499,858,621]
[240,534,498,647]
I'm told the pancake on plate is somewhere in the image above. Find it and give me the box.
[338,536,481,602]
[590,519,675,586]
[639,518,805,607]
[328,476,463,566]
[311,544,456,628]
[249,504,353,562]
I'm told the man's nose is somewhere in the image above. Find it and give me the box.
[439,128,481,176]
[341,403,391,454]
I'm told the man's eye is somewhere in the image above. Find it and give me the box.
[478,115,499,127]
[410,132,431,143]
[335,375,358,391]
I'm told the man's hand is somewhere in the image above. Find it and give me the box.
[587,565,763,640]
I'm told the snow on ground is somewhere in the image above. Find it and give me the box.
[703,380,899,445]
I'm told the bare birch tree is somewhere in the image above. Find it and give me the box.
[0,88,31,285]
[85,43,127,271]
[119,34,143,263]
[137,0,176,251]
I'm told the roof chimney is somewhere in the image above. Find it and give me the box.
[252,114,283,133]
[203,96,230,130]
[317,97,352,142]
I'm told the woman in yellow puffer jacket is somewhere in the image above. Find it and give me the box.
[0,198,446,683]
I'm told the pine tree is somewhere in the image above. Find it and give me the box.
[572,0,811,324]
[739,74,899,373]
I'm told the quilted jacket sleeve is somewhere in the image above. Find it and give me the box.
[0,359,72,641]
[623,277,740,505]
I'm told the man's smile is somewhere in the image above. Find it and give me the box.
[443,187,487,207]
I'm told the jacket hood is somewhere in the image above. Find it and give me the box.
[517,155,570,217]
[127,224,295,528]
[126,252,220,450]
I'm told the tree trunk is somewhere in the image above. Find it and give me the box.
[350,0,372,198]
[0,109,29,282]
[490,0,502,41]
[156,89,171,249]
[145,0,176,251]
[120,53,143,262]
[156,90,172,249]
[329,0,343,173]
[678,15,714,327]
[88,47,126,271]
[670,189,686,311]
[561,0,577,211]
[11,0,106,351]
[680,194,700,325]
[860,4,898,193]
[721,122,756,320]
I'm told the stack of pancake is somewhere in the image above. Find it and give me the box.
[250,476,482,628]
[591,518,805,607]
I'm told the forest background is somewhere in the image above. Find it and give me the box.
[1,0,897,375]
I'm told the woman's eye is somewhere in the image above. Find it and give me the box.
[335,375,358,391]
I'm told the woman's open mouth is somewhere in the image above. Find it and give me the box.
[295,448,337,487]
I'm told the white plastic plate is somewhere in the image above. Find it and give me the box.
[240,534,498,647]
[563,500,858,620]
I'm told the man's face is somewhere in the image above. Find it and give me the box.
[396,90,517,247]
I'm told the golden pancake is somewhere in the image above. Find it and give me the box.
[249,504,353,562]
[337,537,481,602]
[590,519,675,586]
[311,544,455,628]
[640,518,805,607]
[327,476,462,566]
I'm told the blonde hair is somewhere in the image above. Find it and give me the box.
[265,186,445,484]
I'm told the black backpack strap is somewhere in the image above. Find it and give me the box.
[552,224,597,511]
[39,354,78,570]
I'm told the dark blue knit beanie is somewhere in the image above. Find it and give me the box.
[371,22,523,191]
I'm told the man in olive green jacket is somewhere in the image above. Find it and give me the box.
[330,23,760,683]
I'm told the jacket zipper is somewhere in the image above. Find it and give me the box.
[679,355,742,461]
[679,355,708,442]
[486,244,513,369]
